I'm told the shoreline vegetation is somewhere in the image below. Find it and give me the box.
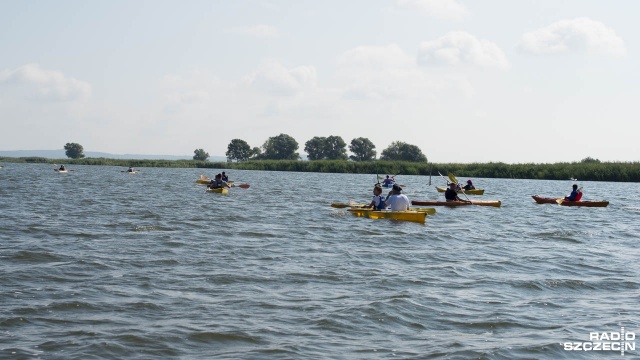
[2,156,639,182]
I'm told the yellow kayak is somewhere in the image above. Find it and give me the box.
[206,188,229,194]
[435,186,484,195]
[348,209,426,223]
[331,202,436,215]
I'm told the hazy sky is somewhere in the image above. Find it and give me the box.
[1,0,638,163]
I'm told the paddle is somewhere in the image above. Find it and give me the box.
[447,172,471,201]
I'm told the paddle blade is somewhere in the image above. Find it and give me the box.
[331,203,349,208]
[238,184,250,189]
[448,173,458,184]
[556,199,564,205]
[414,207,436,215]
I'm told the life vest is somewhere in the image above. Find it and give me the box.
[373,195,386,210]
[574,191,583,201]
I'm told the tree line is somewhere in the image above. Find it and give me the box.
[3,155,639,182]
[215,133,427,162]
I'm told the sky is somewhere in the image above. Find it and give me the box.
[1,0,638,163]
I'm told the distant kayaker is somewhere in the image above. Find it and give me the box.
[385,184,410,211]
[382,175,394,187]
[463,179,475,190]
[127,167,135,173]
[59,164,66,171]
[221,172,229,182]
[564,184,583,201]
[208,173,231,189]
[368,184,387,210]
[445,182,470,202]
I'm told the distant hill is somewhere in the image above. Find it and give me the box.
[0,149,227,161]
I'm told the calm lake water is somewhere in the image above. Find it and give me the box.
[1,163,638,359]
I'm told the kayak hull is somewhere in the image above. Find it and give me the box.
[348,209,426,223]
[435,186,484,195]
[206,188,229,194]
[412,200,501,207]
[531,195,609,207]
[331,202,436,215]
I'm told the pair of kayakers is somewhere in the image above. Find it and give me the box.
[59,164,66,171]
[127,166,135,173]
[208,173,231,189]
[368,184,410,211]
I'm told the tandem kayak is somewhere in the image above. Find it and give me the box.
[331,202,436,215]
[206,188,229,194]
[531,195,609,207]
[348,209,426,223]
[435,186,484,195]
[412,200,501,207]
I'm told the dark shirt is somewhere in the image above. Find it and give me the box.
[567,190,579,201]
[445,188,458,201]
[463,184,475,190]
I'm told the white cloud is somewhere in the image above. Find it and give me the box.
[417,31,509,70]
[0,63,91,101]
[225,25,278,38]
[243,60,317,96]
[518,18,626,57]
[395,0,469,21]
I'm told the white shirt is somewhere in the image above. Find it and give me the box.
[386,194,410,211]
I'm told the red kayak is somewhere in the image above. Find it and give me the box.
[531,195,609,207]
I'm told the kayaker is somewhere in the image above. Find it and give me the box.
[385,184,410,211]
[127,166,135,173]
[208,173,231,189]
[59,164,66,171]
[463,179,475,190]
[368,184,387,210]
[564,184,583,201]
[445,182,470,202]
[221,172,229,182]
[382,175,394,187]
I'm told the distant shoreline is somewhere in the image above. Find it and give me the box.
[1,156,639,182]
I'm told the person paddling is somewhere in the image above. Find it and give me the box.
[127,166,135,173]
[59,164,66,171]
[221,172,229,182]
[382,175,394,188]
[564,184,583,201]
[385,184,410,211]
[445,182,470,202]
[368,184,387,210]
[208,173,231,189]
[463,179,475,190]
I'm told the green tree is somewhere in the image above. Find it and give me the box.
[324,135,348,160]
[193,148,209,161]
[226,139,253,162]
[304,136,327,160]
[251,147,262,159]
[380,141,427,162]
[260,133,299,160]
[581,156,601,163]
[349,137,376,161]
[64,142,85,159]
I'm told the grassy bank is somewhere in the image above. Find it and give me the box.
[2,156,639,182]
